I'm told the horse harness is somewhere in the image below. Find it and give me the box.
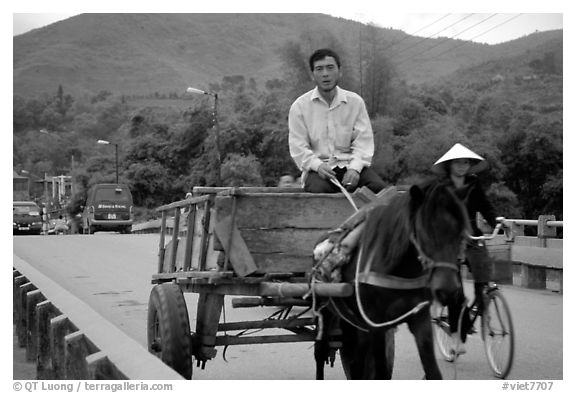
[355,231,461,291]
[311,218,463,330]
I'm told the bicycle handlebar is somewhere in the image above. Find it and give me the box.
[468,217,507,241]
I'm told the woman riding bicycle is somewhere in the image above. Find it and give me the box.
[432,143,497,346]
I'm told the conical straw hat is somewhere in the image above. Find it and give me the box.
[432,143,488,174]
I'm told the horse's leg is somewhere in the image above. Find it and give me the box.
[314,340,326,380]
[314,309,342,379]
[369,327,396,379]
[407,310,442,380]
[314,309,331,380]
[339,322,368,379]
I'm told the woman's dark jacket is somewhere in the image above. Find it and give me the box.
[449,175,496,236]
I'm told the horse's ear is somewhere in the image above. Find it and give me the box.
[409,184,425,206]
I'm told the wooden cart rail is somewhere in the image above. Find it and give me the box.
[152,270,353,297]
[154,186,398,279]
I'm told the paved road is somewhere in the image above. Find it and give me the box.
[13,234,563,380]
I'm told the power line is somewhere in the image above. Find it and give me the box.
[389,14,476,58]
[395,14,498,65]
[359,14,452,62]
[422,14,524,62]
[378,14,452,53]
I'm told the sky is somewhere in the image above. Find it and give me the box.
[10,1,565,45]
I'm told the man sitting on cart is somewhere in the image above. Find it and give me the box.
[288,48,386,194]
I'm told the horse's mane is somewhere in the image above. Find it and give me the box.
[359,181,469,275]
[359,191,414,275]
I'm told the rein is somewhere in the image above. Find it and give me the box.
[352,231,461,329]
[353,240,430,329]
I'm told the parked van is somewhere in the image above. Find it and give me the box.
[82,184,133,234]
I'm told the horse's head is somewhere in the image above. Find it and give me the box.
[409,181,470,306]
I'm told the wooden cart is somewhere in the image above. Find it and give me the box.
[147,186,397,379]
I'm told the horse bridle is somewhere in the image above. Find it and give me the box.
[409,233,463,277]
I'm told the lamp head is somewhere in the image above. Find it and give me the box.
[186,87,206,95]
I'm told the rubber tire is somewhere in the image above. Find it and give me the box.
[147,283,193,379]
[431,303,456,362]
[482,289,514,379]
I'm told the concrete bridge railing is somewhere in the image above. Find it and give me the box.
[13,255,183,380]
[482,215,562,293]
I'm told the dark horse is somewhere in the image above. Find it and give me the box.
[314,181,470,379]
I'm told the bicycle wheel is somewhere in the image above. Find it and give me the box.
[482,288,514,379]
[431,303,456,362]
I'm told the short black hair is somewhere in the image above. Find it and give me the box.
[309,48,341,71]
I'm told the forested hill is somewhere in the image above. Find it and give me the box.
[12,14,563,223]
[13,13,562,97]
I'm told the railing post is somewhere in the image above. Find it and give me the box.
[14,275,29,333]
[18,282,36,347]
[26,289,46,362]
[50,315,74,379]
[64,331,98,379]
[86,352,127,379]
[538,215,556,246]
[36,300,59,379]
[508,221,524,241]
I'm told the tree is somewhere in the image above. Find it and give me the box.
[220,154,264,187]
[499,113,562,218]
[359,24,396,116]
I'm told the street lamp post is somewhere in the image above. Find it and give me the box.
[97,140,119,184]
[186,87,221,186]
[38,129,75,205]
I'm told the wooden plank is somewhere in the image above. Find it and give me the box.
[213,215,258,277]
[198,199,213,271]
[194,293,224,360]
[183,206,196,271]
[215,193,359,229]
[213,228,327,257]
[157,211,167,274]
[355,186,376,204]
[152,271,234,281]
[231,297,312,308]
[169,208,181,272]
[155,194,211,212]
[218,317,315,331]
[259,282,353,297]
[193,186,305,195]
[214,334,315,347]
[339,186,399,229]
[251,253,313,273]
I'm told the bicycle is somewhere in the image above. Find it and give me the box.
[431,218,515,379]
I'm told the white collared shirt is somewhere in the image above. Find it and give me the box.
[288,86,374,173]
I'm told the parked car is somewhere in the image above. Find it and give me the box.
[82,184,134,234]
[13,201,43,235]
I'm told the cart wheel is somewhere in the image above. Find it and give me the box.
[147,283,193,379]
